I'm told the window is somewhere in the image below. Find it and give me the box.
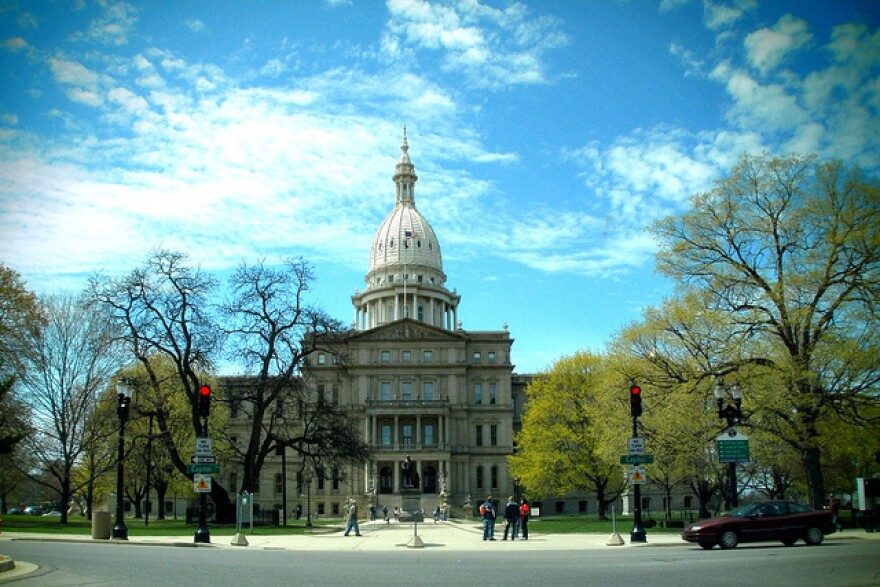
[316,384,325,407]
[318,503,325,515]
[402,350,412,363]
[556,501,565,513]
[474,383,482,404]
[401,381,413,400]
[491,465,498,489]
[332,503,339,515]
[490,424,498,447]
[475,425,483,447]
[275,474,283,495]
[489,383,497,405]
[381,350,391,363]
[476,466,484,489]
[331,385,339,405]
[423,381,434,401]
[472,351,482,362]
[423,350,433,362]
[380,424,392,445]
[488,351,496,364]
[380,382,392,401]
[317,353,326,365]
[579,500,588,513]
[332,468,340,490]
[424,423,435,446]
[402,424,414,446]
[684,496,693,509]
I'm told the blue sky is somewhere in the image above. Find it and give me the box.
[1,0,878,374]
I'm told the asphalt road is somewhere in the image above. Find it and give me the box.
[1,537,878,586]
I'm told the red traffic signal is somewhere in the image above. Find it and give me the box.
[629,382,642,418]
[198,384,211,418]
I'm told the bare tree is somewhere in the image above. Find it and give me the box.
[88,250,231,517]
[219,259,369,494]
[15,293,124,523]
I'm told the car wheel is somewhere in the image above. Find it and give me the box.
[781,538,796,546]
[804,527,824,545]
[699,541,715,550]
[719,530,739,549]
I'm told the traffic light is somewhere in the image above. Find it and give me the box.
[629,382,642,418]
[198,384,211,418]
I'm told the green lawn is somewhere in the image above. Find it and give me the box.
[0,514,339,536]
[1,514,683,536]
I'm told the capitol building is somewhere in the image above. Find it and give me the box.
[223,131,530,519]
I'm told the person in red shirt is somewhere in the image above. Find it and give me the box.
[519,498,530,540]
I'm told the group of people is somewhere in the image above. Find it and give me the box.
[480,495,530,541]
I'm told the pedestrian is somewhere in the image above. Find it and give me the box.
[344,500,361,536]
[480,495,497,540]
[502,496,519,540]
[827,495,841,531]
[369,504,377,521]
[519,498,530,540]
[393,506,400,522]
[382,505,389,522]
[295,504,302,520]
[433,505,441,523]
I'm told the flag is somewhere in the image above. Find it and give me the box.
[404,230,418,239]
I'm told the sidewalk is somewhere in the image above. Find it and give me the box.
[0,518,686,553]
[2,521,875,580]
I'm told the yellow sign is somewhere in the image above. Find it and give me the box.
[629,466,647,485]
[194,474,211,493]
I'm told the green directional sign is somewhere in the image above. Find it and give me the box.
[716,440,750,463]
[620,454,654,465]
[186,464,221,474]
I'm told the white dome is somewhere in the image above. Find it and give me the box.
[366,130,445,283]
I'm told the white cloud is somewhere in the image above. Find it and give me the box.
[703,0,757,31]
[69,0,139,46]
[383,0,568,89]
[745,14,812,75]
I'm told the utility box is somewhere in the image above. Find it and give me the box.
[91,511,112,539]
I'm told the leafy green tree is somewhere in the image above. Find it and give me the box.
[652,153,880,508]
[509,352,627,520]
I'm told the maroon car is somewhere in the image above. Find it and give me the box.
[682,500,836,549]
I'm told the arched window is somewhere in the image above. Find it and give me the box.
[491,465,499,489]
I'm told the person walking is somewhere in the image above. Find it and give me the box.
[382,505,389,522]
[502,496,519,540]
[369,504,377,521]
[481,495,497,540]
[343,500,361,536]
[519,498,530,540]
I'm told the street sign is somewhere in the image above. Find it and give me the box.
[191,455,217,464]
[195,437,212,456]
[629,466,647,485]
[628,437,645,455]
[186,464,221,474]
[716,429,750,463]
[620,454,654,465]
[194,474,211,493]
[717,440,750,463]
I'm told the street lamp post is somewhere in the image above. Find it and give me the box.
[305,475,312,527]
[513,477,521,503]
[714,380,744,510]
[112,378,134,540]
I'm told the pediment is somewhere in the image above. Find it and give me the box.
[350,318,464,343]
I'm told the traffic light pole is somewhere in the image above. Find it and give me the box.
[630,412,646,543]
[194,409,211,544]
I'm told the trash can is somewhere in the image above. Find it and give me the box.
[91,511,112,539]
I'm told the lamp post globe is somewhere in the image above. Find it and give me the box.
[112,378,134,540]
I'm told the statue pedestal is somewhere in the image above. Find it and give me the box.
[400,488,422,521]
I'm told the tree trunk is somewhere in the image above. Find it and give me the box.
[804,446,825,509]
